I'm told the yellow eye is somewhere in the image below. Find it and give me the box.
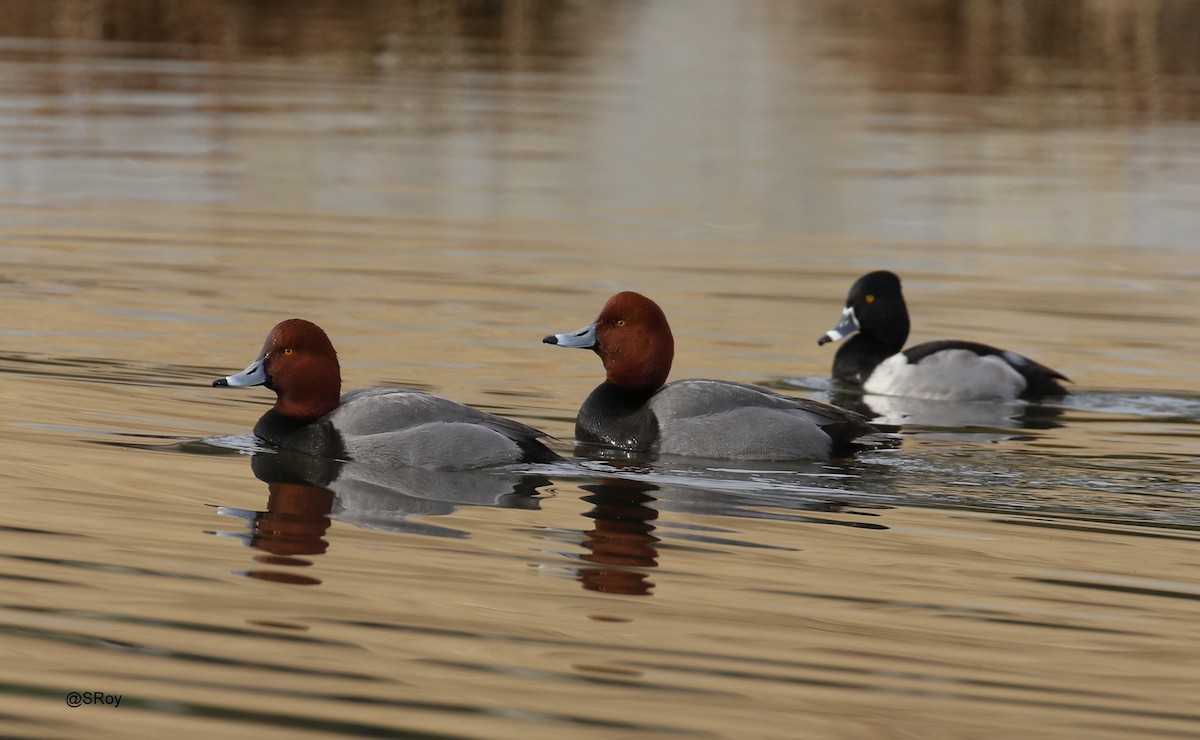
[283,348,294,355]
[616,319,626,326]
[865,295,875,304]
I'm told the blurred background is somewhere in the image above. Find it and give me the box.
[1,1,1198,738]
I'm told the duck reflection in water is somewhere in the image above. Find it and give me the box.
[556,458,897,597]
[826,388,1065,439]
[569,471,893,597]
[216,450,551,584]
[576,478,661,597]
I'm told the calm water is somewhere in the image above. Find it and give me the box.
[2,1,1199,737]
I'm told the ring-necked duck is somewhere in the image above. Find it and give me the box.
[818,271,1069,401]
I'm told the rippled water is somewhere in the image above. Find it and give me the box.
[2,1,1199,737]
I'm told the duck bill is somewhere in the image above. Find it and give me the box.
[818,307,860,346]
[213,355,268,387]
[543,322,598,350]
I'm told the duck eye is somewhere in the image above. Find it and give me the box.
[616,319,626,327]
[865,295,875,304]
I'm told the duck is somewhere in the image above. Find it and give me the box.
[818,270,1069,401]
[213,319,559,470]
[543,291,897,461]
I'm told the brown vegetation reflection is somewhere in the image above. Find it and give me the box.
[816,0,1200,123]
[9,0,1199,127]
[1,0,628,69]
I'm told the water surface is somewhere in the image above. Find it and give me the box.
[2,1,1199,737]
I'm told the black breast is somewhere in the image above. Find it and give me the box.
[832,335,895,388]
[575,382,659,452]
[254,409,348,459]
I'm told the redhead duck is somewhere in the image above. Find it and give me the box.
[544,292,897,461]
[213,319,559,470]
[819,271,1069,401]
